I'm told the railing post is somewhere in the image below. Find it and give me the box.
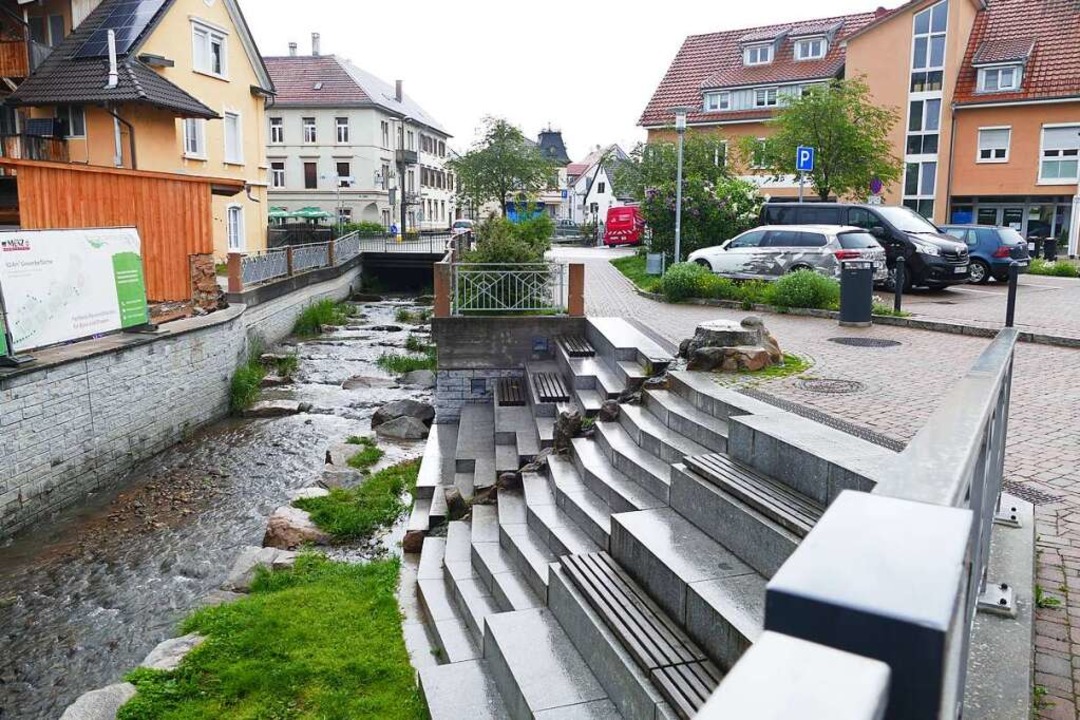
[894,256,905,313]
[568,263,585,317]
[226,252,243,293]
[1005,261,1019,328]
[434,261,452,318]
[285,246,294,276]
[327,240,336,267]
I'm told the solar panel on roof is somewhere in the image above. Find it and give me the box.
[75,0,167,59]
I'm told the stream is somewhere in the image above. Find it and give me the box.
[0,300,433,720]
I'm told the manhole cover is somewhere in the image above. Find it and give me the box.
[798,378,865,394]
[828,337,902,348]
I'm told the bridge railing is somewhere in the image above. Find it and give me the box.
[702,328,1021,720]
[228,232,359,293]
[432,261,585,318]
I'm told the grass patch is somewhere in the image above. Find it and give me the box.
[872,302,912,318]
[405,335,433,353]
[229,340,267,414]
[394,307,432,325]
[118,555,425,720]
[293,299,351,337]
[1035,584,1063,609]
[345,436,384,473]
[376,348,436,374]
[737,353,812,379]
[294,459,421,542]
[1030,258,1079,278]
[271,353,300,378]
[611,254,658,290]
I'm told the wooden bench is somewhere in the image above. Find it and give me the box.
[497,377,526,407]
[562,552,722,719]
[532,372,570,403]
[684,453,823,537]
[558,335,596,358]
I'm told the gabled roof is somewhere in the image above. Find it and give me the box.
[264,54,450,136]
[7,0,272,117]
[639,11,875,128]
[955,0,1080,105]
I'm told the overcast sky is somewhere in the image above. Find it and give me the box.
[245,0,879,160]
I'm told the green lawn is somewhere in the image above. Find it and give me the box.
[376,349,437,374]
[295,459,420,542]
[119,555,427,720]
[611,254,656,291]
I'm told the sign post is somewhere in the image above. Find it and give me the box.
[796,146,815,203]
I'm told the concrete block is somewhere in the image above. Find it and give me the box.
[419,660,509,720]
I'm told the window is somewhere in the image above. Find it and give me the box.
[977,127,1010,162]
[381,121,390,148]
[270,161,285,188]
[302,117,316,143]
[751,138,768,168]
[597,182,606,195]
[846,208,879,230]
[183,118,206,158]
[906,98,941,154]
[336,117,349,143]
[407,131,415,151]
[30,14,65,47]
[903,161,937,217]
[304,162,317,189]
[744,43,773,66]
[338,207,352,225]
[269,117,283,144]
[223,111,242,164]
[912,1,947,71]
[407,169,415,192]
[57,105,85,137]
[192,22,227,78]
[754,88,778,108]
[438,141,446,157]
[226,205,244,251]
[978,66,1021,93]
[727,230,767,249]
[794,37,826,61]
[381,163,391,189]
[1040,126,1080,183]
[337,161,351,187]
[704,91,730,111]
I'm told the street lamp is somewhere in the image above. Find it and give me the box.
[672,107,690,264]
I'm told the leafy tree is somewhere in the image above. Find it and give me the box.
[738,77,901,201]
[449,117,554,217]
[616,136,763,260]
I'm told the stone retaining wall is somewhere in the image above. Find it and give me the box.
[0,266,363,539]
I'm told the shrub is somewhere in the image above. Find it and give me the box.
[340,221,386,235]
[395,307,432,325]
[1050,261,1079,278]
[765,270,840,310]
[293,299,349,336]
[659,262,713,302]
[697,274,740,301]
[377,347,436,374]
[405,335,433,353]
[467,216,551,264]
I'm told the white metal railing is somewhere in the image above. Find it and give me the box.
[291,242,331,273]
[333,231,362,264]
[240,248,289,286]
[451,263,567,315]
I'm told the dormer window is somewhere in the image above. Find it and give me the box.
[794,37,826,61]
[704,91,730,112]
[744,43,773,66]
[978,65,1021,93]
[754,88,778,107]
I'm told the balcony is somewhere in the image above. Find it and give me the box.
[0,9,49,78]
[396,149,419,165]
[0,134,69,163]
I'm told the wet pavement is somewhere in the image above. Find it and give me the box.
[0,300,432,720]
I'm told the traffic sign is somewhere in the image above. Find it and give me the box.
[796,146,815,173]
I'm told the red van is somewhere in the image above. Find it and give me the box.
[603,205,644,247]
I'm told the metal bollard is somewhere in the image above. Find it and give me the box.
[893,256,905,313]
[1005,261,1019,328]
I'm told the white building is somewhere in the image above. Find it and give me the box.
[264,36,454,232]
[566,145,630,225]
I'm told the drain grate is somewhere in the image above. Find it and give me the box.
[798,378,866,394]
[1002,480,1061,507]
[829,337,902,348]
[738,388,906,451]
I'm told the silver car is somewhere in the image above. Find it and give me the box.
[688,225,888,282]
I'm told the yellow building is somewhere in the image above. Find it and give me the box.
[6,0,273,257]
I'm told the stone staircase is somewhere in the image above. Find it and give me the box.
[414,317,897,719]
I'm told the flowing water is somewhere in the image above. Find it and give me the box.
[0,301,433,720]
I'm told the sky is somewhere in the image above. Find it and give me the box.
[244,0,882,160]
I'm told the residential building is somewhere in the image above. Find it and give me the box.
[4,0,274,258]
[641,0,1080,255]
[264,38,454,233]
[566,144,630,225]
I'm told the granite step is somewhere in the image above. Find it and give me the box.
[454,470,476,499]
[522,472,603,559]
[535,415,555,450]
[496,403,542,460]
[416,537,482,663]
[474,455,497,492]
[546,454,612,548]
[416,423,459,500]
[456,403,495,472]
[498,488,556,597]
[419,659,511,720]
[444,521,500,642]
[471,505,544,612]
[485,607,620,719]
[496,443,520,476]
[558,345,626,399]
[405,497,433,538]
[570,437,667,516]
[610,508,766,671]
[429,486,449,526]
[666,370,777,423]
[641,389,728,454]
[594,420,671,503]
[615,359,650,388]
[617,404,712,466]
[574,387,605,418]
[587,317,673,374]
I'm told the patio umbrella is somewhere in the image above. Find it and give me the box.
[268,207,293,220]
[293,207,332,221]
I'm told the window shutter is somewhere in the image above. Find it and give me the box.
[1043,127,1080,152]
[978,128,1008,150]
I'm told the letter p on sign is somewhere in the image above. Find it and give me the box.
[796,146,815,173]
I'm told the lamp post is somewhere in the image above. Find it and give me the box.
[672,107,690,264]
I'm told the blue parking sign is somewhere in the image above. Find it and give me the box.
[796,146,815,172]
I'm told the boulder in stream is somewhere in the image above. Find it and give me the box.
[263,506,332,550]
[222,546,297,592]
[370,324,404,332]
[243,400,311,418]
[351,293,384,302]
[398,369,436,389]
[320,467,364,489]
[375,416,430,441]
[372,399,435,428]
[59,683,137,720]
[286,487,331,502]
[342,376,396,390]
[140,633,206,671]
[260,374,293,388]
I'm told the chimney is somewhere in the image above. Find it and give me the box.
[395,80,403,102]
[106,29,118,89]
[288,42,297,57]
[875,6,888,17]
[311,32,320,57]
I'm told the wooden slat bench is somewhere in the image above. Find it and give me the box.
[558,335,596,358]
[684,453,824,537]
[532,371,570,403]
[497,377,526,407]
[562,552,722,719]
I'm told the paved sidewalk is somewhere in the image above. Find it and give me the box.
[557,247,1080,717]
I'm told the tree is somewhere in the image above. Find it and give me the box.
[616,136,763,259]
[449,117,554,217]
[739,77,901,202]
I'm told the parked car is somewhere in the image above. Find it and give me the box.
[760,203,970,290]
[939,225,1030,284]
[603,205,645,247]
[687,225,888,282]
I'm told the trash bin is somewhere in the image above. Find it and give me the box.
[1029,237,1044,259]
[1044,237,1058,262]
[839,260,874,327]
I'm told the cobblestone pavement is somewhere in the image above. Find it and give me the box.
[555,246,1080,717]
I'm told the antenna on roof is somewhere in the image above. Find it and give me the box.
[106,29,118,89]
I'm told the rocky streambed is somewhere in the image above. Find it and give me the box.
[0,300,434,720]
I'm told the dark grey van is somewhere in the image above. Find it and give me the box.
[760,203,970,290]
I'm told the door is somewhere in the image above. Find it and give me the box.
[711,229,768,277]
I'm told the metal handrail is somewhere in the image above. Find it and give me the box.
[451,262,567,315]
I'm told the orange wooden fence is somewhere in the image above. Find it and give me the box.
[0,158,243,301]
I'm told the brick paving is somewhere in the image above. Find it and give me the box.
[556,247,1080,716]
